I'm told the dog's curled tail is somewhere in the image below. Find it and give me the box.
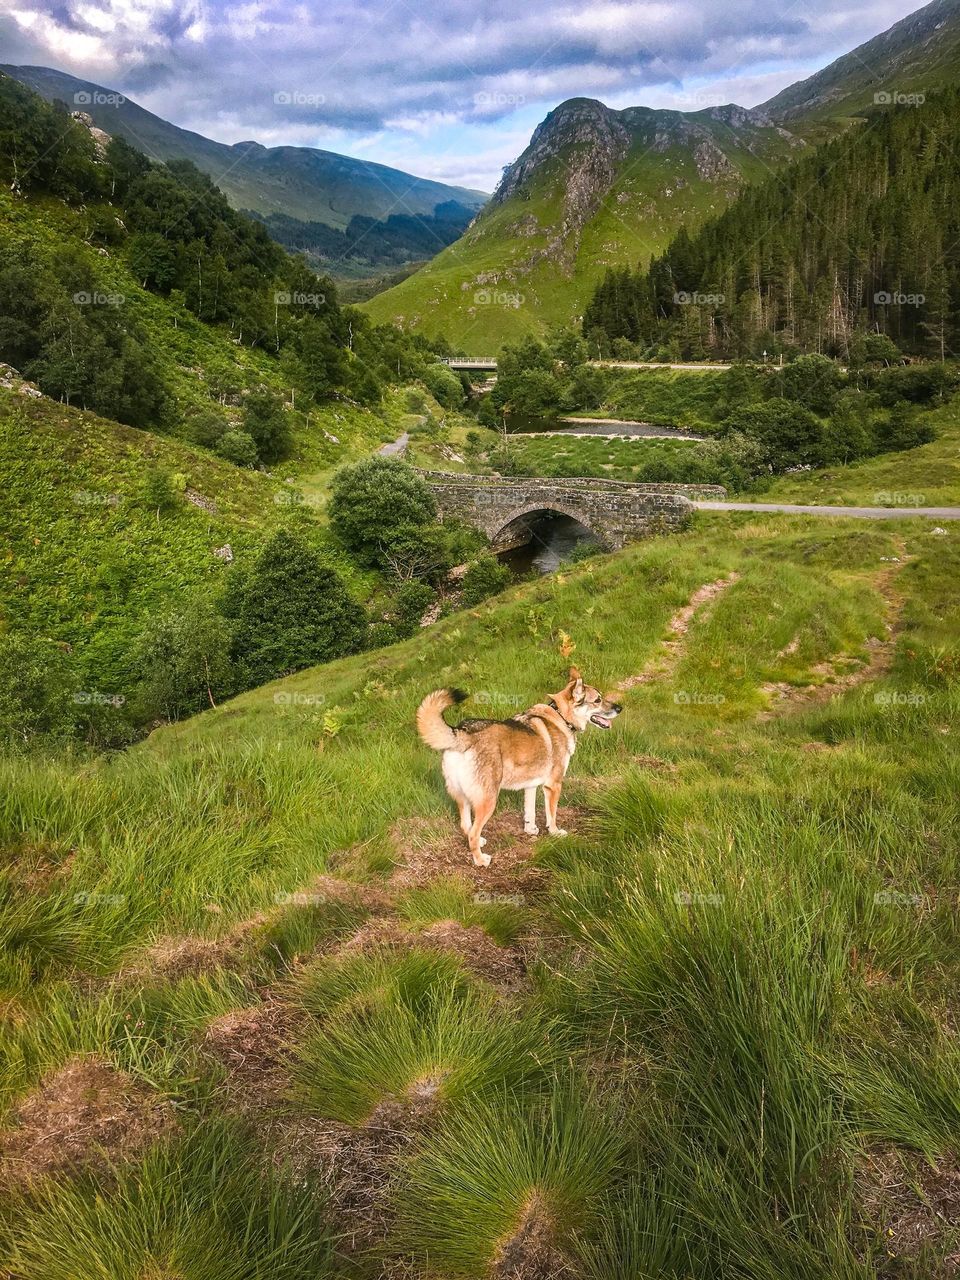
[416,688,468,752]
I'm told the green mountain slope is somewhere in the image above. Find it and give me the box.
[761,0,960,136]
[0,64,487,271]
[363,98,802,348]
[365,0,960,349]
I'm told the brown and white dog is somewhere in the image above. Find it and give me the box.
[416,667,622,866]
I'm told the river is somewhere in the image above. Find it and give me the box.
[497,512,599,576]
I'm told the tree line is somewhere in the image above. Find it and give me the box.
[583,88,960,362]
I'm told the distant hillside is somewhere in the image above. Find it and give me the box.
[363,97,803,347]
[0,64,487,277]
[762,0,960,136]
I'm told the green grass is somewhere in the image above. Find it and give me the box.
[2,511,959,1275]
[291,950,555,1124]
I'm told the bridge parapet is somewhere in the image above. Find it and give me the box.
[415,470,721,549]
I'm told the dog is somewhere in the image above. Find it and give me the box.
[416,667,622,867]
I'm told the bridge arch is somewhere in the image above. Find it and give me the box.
[490,502,607,549]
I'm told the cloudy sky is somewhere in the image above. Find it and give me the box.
[0,0,929,190]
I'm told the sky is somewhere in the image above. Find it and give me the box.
[0,0,931,191]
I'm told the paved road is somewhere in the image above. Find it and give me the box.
[377,431,409,457]
[556,416,706,440]
[694,501,960,520]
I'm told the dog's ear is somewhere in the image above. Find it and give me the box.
[568,666,584,699]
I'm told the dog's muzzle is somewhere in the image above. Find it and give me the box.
[590,701,622,730]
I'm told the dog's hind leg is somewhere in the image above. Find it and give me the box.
[523,786,540,836]
[543,783,567,837]
[468,795,496,868]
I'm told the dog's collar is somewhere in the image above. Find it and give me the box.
[547,698,580,733]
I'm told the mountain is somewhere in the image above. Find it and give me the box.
[364,0,960,349]
[761,0,960,135]
[0,64,488,277]
[362,96,802,347]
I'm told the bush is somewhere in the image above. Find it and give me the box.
[134,597,234,721]
[328,458,437,568]
[184,407,229,449]
[461,555,512,606]
[243,388,291,463]
[393,581,435,636]
[780,354,843,415]
[216,429,259,467]
[877,403,936,452]
[727,400,826,470]
[222,530,366,688]
[140,467,178,515]
[421,363,465,409]
[0,633,80,747]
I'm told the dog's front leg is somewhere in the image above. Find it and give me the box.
[523,787,540,836]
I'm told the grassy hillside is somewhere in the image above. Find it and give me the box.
[1,511,958,1275]
[1,65,487,231]
[762,0,960,138]
[362,104,801,349]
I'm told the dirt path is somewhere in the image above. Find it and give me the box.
[759,550,910,719]
[618,574,741,691]
[695,500,960,520]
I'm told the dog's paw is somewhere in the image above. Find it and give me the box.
[523,824,540,836]
[479,835,487,848]
[548,827,568,837]
[471,851,492,868]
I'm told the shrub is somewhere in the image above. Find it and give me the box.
[328,458,436,568]
[222,530,366,687]
[243,388,291,464]
[0,633,80,747]
[140,467,178,516]
[134,596,234,721]
[184,407,229,449]
[421,363,465,409]
[393,581,435,636]
[780,354,843,415]
[461,555,512,606]
[216,429,259,467]
[727,400,826,470]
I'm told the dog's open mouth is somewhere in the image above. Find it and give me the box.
[590,713,613,729]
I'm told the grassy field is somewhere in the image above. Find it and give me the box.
[2,509,959,1276]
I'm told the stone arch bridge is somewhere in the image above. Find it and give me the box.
[415,470,725,550]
